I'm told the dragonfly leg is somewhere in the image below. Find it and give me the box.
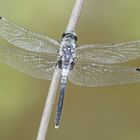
[136,68,140,71]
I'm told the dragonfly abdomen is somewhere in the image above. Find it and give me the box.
[55,80,67,128]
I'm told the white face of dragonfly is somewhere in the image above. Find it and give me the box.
[58,33,77,80]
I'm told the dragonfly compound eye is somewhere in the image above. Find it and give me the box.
[62,32,78,41]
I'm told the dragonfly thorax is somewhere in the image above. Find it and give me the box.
[58,32,77,72]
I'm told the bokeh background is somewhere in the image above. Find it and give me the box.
[0,0,140,140]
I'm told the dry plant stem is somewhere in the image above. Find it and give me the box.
[36,0,85,140]
[36,68,60,140]
[66,0,85,32]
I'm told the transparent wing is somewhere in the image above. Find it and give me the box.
[76,41,140,64]
[0,17,60,53]
[68,61,140,87]
[0,45,58,80]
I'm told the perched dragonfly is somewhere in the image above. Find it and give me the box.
[0,17,140,128]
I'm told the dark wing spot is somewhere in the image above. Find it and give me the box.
[0,17,2,19]
[136,68,140,71]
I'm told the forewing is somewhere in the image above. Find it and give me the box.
[68,61,140,87]
[0,45,57,80]
[76,41,140,64]
[0,17,60,53]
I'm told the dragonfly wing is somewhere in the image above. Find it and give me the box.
[0,45,57,80]
[0,17,60,53]
[76,41,140,64]
[68,61,140,87]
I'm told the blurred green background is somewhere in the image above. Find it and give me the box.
[0,0,140,140]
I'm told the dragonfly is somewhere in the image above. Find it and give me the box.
[0,17,140,128]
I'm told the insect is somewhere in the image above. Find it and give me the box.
[0,17,140,128]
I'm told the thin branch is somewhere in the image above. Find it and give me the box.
[66,0,85,32]
[36,0,85,140]
[36,68,60,140]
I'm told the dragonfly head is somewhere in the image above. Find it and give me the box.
[62,31,78,41]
